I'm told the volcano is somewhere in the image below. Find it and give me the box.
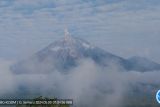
[11,29,160,74]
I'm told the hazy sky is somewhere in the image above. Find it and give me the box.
[0,0,160,63]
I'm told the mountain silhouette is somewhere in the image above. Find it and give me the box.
[11,29,160,74]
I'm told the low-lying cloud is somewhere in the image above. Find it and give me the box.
[0,58,160,107]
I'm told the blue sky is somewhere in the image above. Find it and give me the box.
[0,0,160,63]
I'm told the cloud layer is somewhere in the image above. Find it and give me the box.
[0,58,160,107]
[0,1,160,106]
[0,0,160,63]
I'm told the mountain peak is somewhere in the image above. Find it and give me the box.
[11,30,160,74]
[64,28,73,42]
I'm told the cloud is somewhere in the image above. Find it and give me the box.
[0,58,160,107]
[0,59,16,95]
[0,0,160,62]
[0,0,160,106]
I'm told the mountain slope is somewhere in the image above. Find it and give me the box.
[11,30,160,73]
[127,56,160,72]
